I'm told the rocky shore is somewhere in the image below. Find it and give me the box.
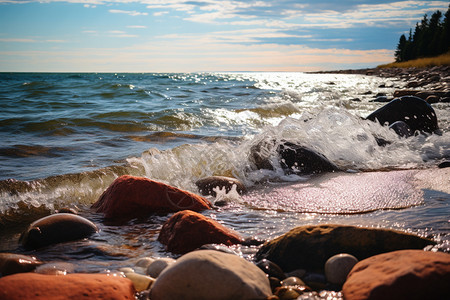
[312,65,450,103]
[1,69,449,299]
[1,173,450,300]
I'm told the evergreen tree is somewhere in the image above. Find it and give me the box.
[394,6,450,62]
[395,34,407,62]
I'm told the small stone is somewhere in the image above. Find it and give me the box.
[124,272,155,292]
[118,267,135,274]
[0,253,42,276]
[256,259,286,280]
[146,257,176,278]
[281,276,307,287]
[325,253,358,285]
[274,286,301,300]
[35,262,75,275]
[135,257,155,269]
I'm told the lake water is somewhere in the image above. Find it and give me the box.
[0,72,448,273]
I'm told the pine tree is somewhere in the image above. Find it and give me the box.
[395,34,407,62]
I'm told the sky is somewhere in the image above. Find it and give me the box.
[0,0,448,72]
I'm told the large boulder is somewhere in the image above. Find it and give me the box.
[158,210,243,254]
[19,213,98,250]
[92,175,211,218]
[0,273,136,300]
[343,250,450,300]
[255,224,435,272]
[365,96,438,133]
[0,253,42,276]
[149,250,272,300]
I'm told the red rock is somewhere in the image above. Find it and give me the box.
[158,210,244,254]
[0,273,136,300]
[92,175,211,218]
[343,250,450,300]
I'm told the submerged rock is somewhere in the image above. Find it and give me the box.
[255,224,435,272]
[343,250,450,300]
[0,253,42,277]
[365,96,439,133]
[0,273,136,300]
[19,213,98,250]
[149,250,272,300]
[158,210,243,254]
[195,176,247,196]
[92,175,211,218]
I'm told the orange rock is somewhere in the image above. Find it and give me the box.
[92,175,211,218]
[0,273,136,300]
[343,250,450,300]
[158,210,243,254]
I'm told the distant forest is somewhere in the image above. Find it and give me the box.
[395,5,450,62]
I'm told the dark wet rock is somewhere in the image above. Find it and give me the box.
[277,142,339,175]
[195,176,246,196]
[256,259,286,280]
[365,96,438,133]
[0,253,42,276]
[255,224,435,273]
[0,273,136,300]
[426,95,440,104]
[149,250,272,300]
[55,207,78,214]
[438,160,450,168]
[441,97,450,102]
[158,210,243,254]
[19,213,98,250]
[343,250,450,300]
[324,253,358,286]
[370,96,390,102]
[250,140,339,175]
[389,121,412,137]
[92,175,211,219]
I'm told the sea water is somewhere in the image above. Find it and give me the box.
[0,72,449,272]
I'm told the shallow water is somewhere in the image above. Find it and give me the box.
[0,72,449,274]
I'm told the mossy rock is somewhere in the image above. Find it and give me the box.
[255,224,435,272]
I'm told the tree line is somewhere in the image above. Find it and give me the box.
[395,5,450,62]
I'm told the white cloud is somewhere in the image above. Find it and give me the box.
[127,25,147,28]
[153,11,169,17]
[0,38,36,42]
[109,9,148,16]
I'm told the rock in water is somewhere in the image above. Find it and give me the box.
[92,175,211,218]
[343,250,450,300]
[149,250,272,300]
[324,253,358,285]
[278,142,338,174]
[255,224,435,272]
[195,176,246,196]
[0,253,42,276]
[19,213,98,249]
[365,96,438,133]
[158,210,243,254]
[0,273,136,300]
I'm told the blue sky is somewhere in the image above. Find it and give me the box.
[0,0,448,72]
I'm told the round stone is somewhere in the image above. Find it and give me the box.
[146,257,176,278]
[325,253,358,285]
[281,276,306,287]
[136,257,155,269]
